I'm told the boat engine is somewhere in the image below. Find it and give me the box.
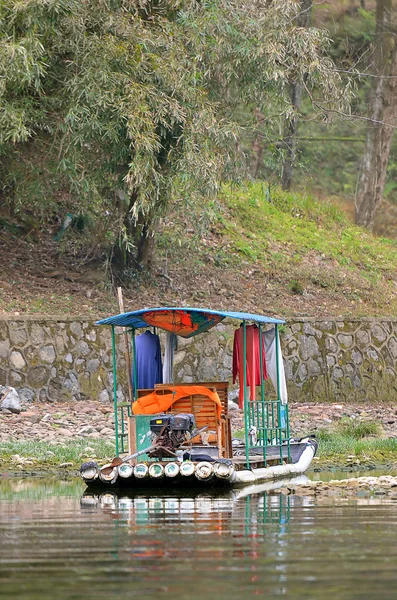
[149,413,196,458]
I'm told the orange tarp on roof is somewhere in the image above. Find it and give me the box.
[132,385,222,419]
[142,310,223,338]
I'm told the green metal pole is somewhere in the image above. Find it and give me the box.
[111,325,119,457]
[275,324,283,463]
[258,323,267,463]
[120,405,125,453]
[285,403,291,463]
[243,322,250,469]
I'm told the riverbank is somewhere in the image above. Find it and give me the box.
[273,475,397,499]
[1,400,397,478]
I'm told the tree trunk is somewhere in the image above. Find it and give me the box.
[136,220,155,267]
[281,82,303,191]
[281,0,312,191]
[112,190,155,270]
[355,0,397,229]
[251,108,265,177]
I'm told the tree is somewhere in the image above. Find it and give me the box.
[0,0,348,269]
[281,0,313,191]
[355,0,397,229]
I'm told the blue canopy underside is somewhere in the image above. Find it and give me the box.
[96,307,285,338]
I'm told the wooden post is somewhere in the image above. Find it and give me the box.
[117,287,133,405]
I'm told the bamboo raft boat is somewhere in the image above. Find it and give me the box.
[80,307,317,490]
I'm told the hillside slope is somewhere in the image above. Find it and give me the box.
[1,183,396,318]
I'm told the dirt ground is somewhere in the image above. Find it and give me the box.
[2,220,396,320]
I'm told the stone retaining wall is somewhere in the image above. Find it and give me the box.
[0,316,396,403]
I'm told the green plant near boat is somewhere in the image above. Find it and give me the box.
[336,419,383,439]
[0,439,115,466]
[316,427,397,461]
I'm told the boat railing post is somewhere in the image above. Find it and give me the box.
[111,325,119,457]
[285,402,291,463]
[275,324,285,464]
[243,321,250,469]
[258,323,267,464]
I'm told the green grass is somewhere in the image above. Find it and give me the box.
[0,439,116,466]
[336,419,383,439]
[316,428,397,461]
[220,182,397,273]
[233,420,397,465]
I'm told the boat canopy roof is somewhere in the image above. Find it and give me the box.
[96,307,285,339]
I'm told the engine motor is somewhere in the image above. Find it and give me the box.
[149,413,196,457]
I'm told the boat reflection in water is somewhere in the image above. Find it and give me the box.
[81,475,309,534]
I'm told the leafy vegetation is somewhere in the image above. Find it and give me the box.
[230,419,397,466]
[220,183,397,271]
[0,439,115,466]
[1,181,396,317]
[314,418,397,465]
[0,0,350,270]
[316,430,397,462]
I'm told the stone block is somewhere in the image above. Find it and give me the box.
[367,347,379,361]
[337,334,353,348]
[55,335,66,353]
[70,322,83,338]
[29,323,45,345]
[388,337,397,359]
[317,321,336,333]
[9,324,28,347]
[39,345,56,363]
[299,335,319,360]
[87,359,100,373]
[325,337,338,353]
[0,339,10,359]
[86,329,97,342]
[10,351,26,370]
[76,340,90,356]
[174,351,186,365]
[356,329,370,346]
[296,363,308,382]
[9,371,23,385]
[371,324,387,344]
[18,387,35,403]
[307,359,321,377]
[28,366,49,386]
[303,323,316,336]
[333,367,344,379]
[351,349,363,365]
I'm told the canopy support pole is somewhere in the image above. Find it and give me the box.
[259,323,267,463]
[111,325,119,456]
[243,321,250,469]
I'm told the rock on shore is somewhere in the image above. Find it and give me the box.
[277,475,397,499]
[2,400,397,444]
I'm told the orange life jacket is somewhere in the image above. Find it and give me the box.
[132,385,222,419]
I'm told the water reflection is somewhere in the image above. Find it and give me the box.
[1,477,397,599]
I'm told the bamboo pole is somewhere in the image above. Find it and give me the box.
[117,287,133,405]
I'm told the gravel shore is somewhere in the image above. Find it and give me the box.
[1,400,397,444]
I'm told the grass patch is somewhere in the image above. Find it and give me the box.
[233,421,396,466]
[337,419,383,439]
[316,428,397,461]
[221,181,397,273]
[0,439,116,465]
[233,428,245,439]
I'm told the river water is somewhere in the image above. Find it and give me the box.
[1,477,397,600]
